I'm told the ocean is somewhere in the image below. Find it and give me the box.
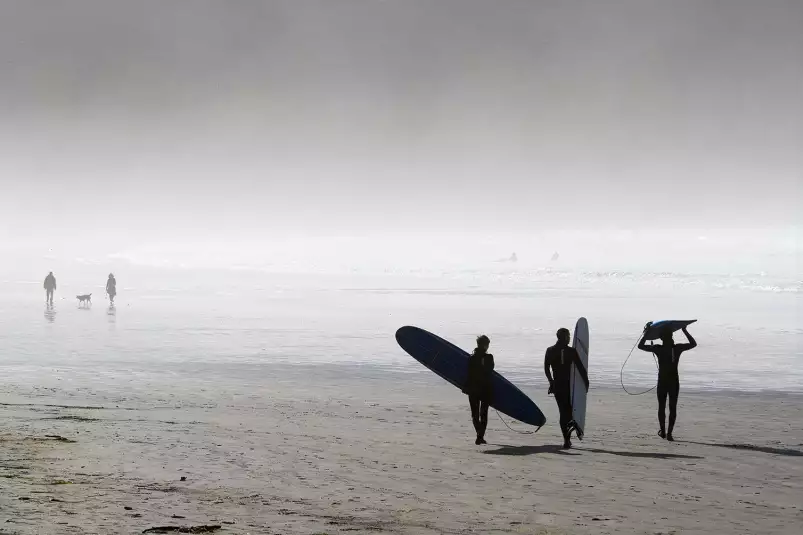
[1,261,800,402]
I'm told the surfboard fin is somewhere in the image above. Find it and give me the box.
[567,420,584,440]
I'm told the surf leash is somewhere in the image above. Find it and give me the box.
[620,333,659,396]
[494,409,542,435]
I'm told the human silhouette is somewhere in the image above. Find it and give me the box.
[462,335,494,445]
[43,271,57,305]
[106,273,117,305]
[544,328,589,449]
[638,324,697,441]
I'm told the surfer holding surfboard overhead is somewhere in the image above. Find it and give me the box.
[544,328,589,449]
[638,323,697,441]
[462,335,495,445]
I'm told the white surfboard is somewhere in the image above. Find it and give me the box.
[570,317,589,438]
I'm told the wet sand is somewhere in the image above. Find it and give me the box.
[2,367,802,534]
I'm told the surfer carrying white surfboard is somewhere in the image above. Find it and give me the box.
[462,335,494,445]
[638,323,697,441]
[544,328,589,449]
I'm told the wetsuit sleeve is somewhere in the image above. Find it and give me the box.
[544,350,554,385]
[488,354,495,372]
[676,329,697,351]
[638,336,656,353]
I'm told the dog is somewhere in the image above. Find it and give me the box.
[76,294,92,307]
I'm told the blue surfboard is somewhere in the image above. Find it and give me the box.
[395,326,546,427]
[643,319,697,341]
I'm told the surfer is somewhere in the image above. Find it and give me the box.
[638,323,697,441]
[544,328,589,449]
[462,335,494,445]
[44,271,57,305]
[106,273,117,305]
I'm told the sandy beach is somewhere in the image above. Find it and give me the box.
[2,364,801,535]
[3,0,802,533]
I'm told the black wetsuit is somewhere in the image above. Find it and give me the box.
[463,351,494,441]
[544,343,587,442]
[641,342,694,436]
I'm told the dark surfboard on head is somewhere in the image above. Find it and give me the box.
[395,326,546,427]
[643,320,697,341]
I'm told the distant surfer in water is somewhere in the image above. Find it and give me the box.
[544,328,589,449]
[106,273,117,305]
[638,323,697,441]
[462,335,494,445]
[44,271,57,305]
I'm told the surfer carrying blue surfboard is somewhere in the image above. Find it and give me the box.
[544,328,589,449]
[462,335,494,445]
[638,323,697,441]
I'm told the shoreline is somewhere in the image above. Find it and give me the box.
[4,360,802,399]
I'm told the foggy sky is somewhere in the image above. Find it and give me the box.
[1,0,801,247]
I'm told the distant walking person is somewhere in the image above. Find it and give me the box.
[106,273,117,305]
[462,335,495,445]
[638,323,697,441]
[44,271,57,305]
[544,328,589,449]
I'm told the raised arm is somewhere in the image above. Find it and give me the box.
[637,322,654,352]
[677,327,697,351]
[638,335,654,353]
